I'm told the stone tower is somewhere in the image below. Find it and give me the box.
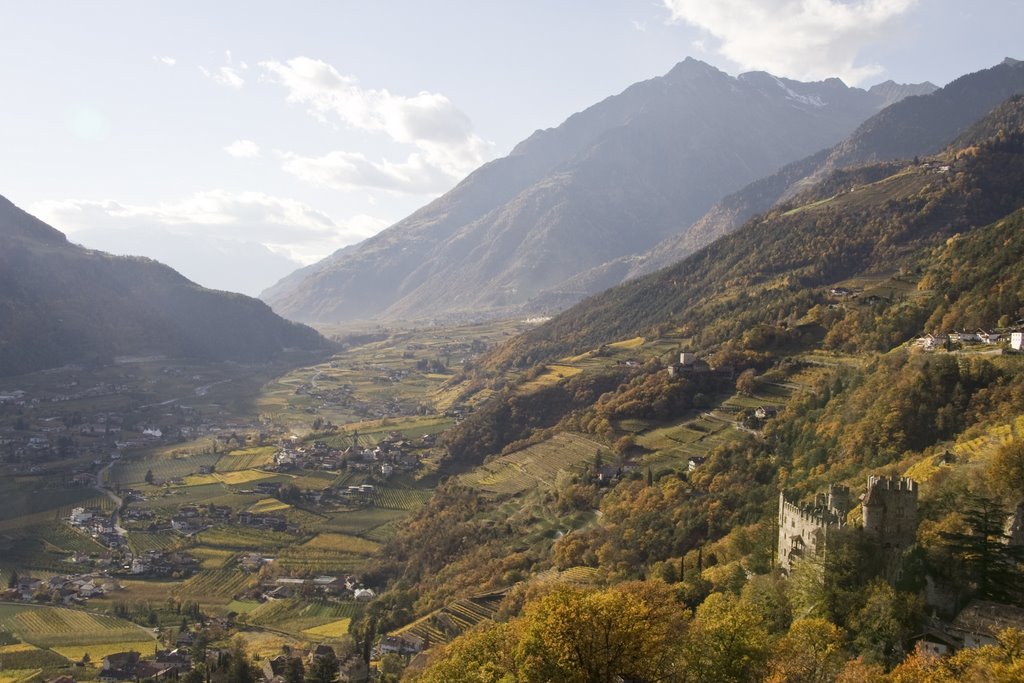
[862,475,918,551]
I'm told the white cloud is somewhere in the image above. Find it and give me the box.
[662,0,917,84]
[200,51,248,89]
[154,56,176,66]
[278,149,454,194]
[260,57,492,189]
[201,65,245,89]
[632,20,648,32]
[224,139,262,158]
[30,191,384,294]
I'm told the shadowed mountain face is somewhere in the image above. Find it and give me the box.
[262,59,930,324]
[0,196,331,377]
[489,95,1024,368]
[627,58,1024,279]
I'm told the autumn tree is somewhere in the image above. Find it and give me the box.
[517,581,689,683]
[681,591,771,683]
[766,618,847,683]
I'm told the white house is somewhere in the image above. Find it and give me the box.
[1012,331,1024,352]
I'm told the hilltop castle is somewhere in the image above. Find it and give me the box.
[778,476,918,573]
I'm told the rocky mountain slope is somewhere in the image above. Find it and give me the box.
[491,95,1024,368]
[628,58,1024,278]
[0,196,331,376]
[262,59,928,324]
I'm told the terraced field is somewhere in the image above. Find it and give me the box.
[393,591,505,647]
[459,433,605,495]
[371,487,431,511]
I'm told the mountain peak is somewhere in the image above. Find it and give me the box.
[664,57,725,81]
[1004,57,1023,67]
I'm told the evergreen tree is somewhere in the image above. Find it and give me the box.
[940,494,1024,604]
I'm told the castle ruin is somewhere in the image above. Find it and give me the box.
[778,476,918,573]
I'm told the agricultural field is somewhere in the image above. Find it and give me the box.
[173,569,255,606]
[459,432,605,495]
[189,547,236,570]
[319,508,408,537]
[107,452,221,486]
[0,604,154,651]
[393,591,505,647]
[243,598,360,637]
[127,531,181,554]
[196,524,299,551]
[0,642,69,670]
[274,533,380,574]
[216,446,277,471]
[0,487,112,533]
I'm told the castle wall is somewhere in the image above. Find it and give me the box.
[778,492,840,572]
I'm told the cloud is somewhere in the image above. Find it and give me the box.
[662,0,917,84]
[224,139,262,158]
[200,50,248,89]
[201,65,245,89]
[154,56,176,66]
[632,20,648,32]
[260,57,492,188]
[278,149,454,194]
[30,191,383,294]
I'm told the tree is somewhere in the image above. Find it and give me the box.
[989,439,1024,502]
[766,618,847,683]
[305,651,339,683]
[682,591,771,683]
[284,657,304,683]
[735,369,759,397]
[144,469,154,484]
[413,621,519,683]
[848,580,922,668]
[516,582,689,683]
[7,569,18,589]
[226,638,256,683]
[939,494,1024,603]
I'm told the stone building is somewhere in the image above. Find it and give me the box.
[778,476,919,573]
[777,484,850,572]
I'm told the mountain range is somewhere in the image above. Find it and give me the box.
[0,195,330,377]
[261,59,935,324]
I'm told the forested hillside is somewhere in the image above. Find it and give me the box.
[0,195,331,376]
[348,99,1024,681]
[492,96,1024,369]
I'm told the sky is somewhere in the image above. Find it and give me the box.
[1,1,1021,295]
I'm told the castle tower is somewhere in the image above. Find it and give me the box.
[862,475,918,551]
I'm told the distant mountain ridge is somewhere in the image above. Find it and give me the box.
[627,58,1024,278]
[262,58,930,324]
[490,95,1024,368]
[0,196,331,377]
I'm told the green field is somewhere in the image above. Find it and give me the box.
[173,569,255,605]
[0,604,154,650]
[108,452,221,485]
